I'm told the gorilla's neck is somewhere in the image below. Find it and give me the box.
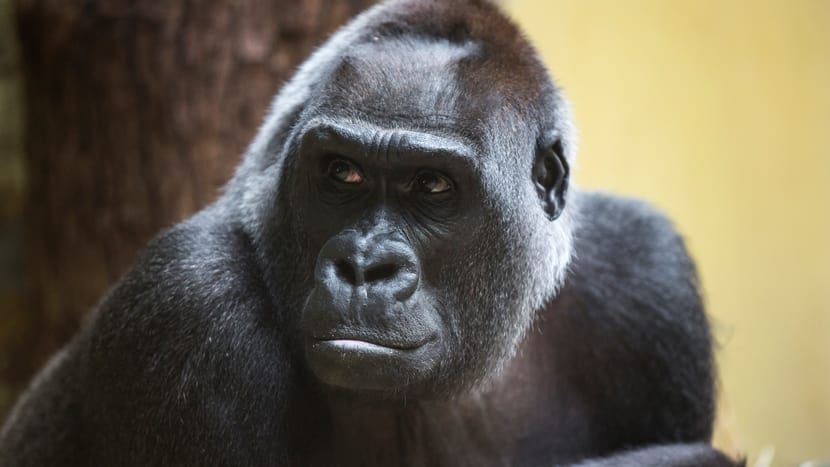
[284,315,590,467]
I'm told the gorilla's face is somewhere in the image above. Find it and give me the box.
[295,119,485,395]
[280,38,571,397]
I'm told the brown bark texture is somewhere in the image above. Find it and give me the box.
[4,0,374,407]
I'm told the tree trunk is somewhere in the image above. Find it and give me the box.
[6,0,374,402]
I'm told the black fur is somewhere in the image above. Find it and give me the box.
[0,1,741,466]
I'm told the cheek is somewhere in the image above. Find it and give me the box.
[443,210,537,334]
[431,225,503,319]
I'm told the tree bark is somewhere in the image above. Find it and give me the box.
[7,0,374,398]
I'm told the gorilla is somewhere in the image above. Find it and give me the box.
[0,1,742,466]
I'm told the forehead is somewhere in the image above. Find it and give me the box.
[319,38,491,130]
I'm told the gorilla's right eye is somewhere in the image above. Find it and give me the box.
[327,159,364,184]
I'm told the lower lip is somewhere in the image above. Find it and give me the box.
[312,338,429,354]
[320,339,400,353]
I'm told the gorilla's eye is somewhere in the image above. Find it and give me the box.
[413,171,453,194]
[327,159,364,184]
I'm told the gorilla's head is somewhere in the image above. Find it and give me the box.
[228,0,576,398]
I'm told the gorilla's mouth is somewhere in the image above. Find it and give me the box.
[304,334,440,392]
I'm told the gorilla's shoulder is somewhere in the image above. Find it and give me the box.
[571,190,697,277]
[130,207,261,296]
[88,205,270,340]
[563,190,702,322]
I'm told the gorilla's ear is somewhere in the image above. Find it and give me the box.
[532,139,570,221]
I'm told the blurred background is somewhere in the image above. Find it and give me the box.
[0,1,827,466]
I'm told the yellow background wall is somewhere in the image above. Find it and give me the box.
[506,1,830,465]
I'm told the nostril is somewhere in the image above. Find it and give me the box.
[334,259,357,285]
[364,263,400,283]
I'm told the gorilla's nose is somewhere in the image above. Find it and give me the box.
[334,256,399,285]
[319,236,419,302]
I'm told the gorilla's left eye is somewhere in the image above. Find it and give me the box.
[413,171,453,194]
[327,159,364,184]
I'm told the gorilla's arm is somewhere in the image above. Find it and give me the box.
[0,342,85,466]
[0,208,293,466]
[569,443,739,467]
[546,191,740,467]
